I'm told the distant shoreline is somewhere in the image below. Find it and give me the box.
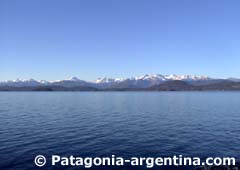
[2,90,240,91]
[1,80,240,91]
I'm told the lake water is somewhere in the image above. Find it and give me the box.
[0,92,239,170]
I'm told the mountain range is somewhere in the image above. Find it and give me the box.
[1,74,240,91]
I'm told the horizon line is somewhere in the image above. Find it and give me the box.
[0,74,239,82]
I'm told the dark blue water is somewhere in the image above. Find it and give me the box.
[0,92,239,170]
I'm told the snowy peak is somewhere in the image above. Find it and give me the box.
[0,76,87,87]
[0,78,41,87]
[95,77,115,83]
[164,74,210,81]
[134,74,166,81]
[95,77,126,83]
[1,74,240,91]
[94,74,211,83]
[4,78,38,83]
[0,74,232,88]
[67,77,81,81]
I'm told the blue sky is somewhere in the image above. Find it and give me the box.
[1,0,240,81]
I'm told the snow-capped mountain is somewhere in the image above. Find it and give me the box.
[0,77,89,87]
[0,79,42,87]
[94,74,211,84]
[50,77,92,87]
[164,75,210,81]
[93,74,213,88]
[0,74,236,89]
[95,77,125,83]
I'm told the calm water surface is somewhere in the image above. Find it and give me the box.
[0,92,239,170]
